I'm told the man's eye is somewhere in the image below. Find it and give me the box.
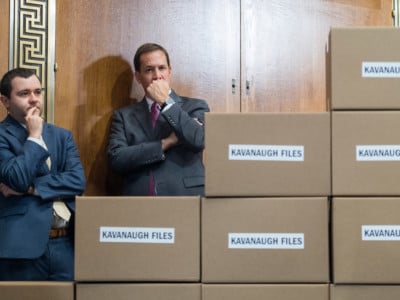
[18,91,29,97]
[34,89,42,96]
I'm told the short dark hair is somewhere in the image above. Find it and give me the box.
[133,43,170,71]
[0,68,38,98]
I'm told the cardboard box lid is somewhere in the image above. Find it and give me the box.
[74,196,200,282]
[0,282,74,300]
[329,27,400,110]
[332,111,400,196]
[76,283,201,300]
[202,197,330,283]
[331,284,400,300]
[203,284,329,300]
[205,112,331,197]
[332,197,400,283]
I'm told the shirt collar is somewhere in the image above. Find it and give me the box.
[145,89,172,111]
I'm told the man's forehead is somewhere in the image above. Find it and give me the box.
[140,50,168,65]
[12,75,41,88]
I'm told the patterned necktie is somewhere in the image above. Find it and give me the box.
[151,102,160,128]
[40,136,71,221]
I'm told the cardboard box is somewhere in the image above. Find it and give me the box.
[205,113,331,197]
[202,197,329,283]
[74,196,200,282]
[0,282,74,300]
[329,27,400,110]
[76,283,201,300]
[332,111,400,196]
[331,284,400,300]
[203,284,329,300]
[332,197,400,283]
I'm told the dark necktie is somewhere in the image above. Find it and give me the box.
[151,102,160,128]
[149,102,160,195]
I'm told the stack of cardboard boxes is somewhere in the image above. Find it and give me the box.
[4,27,400,300]
[203,113,331,299]
[330,27,400,299]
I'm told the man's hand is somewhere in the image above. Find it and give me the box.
[25,106,43,139]
[146,79,170,104]
[161,132,179,151]
[0,183,23,197]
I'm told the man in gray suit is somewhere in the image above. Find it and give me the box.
[108,43,209,196]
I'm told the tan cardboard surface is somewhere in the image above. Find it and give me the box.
[330,27,400,110]
[332,197,400,283]
[76,283,201,300]
[74,196,200,282]
[203,284,329,300]
[202,197,330,283]
[0,282,74,300]
[205,112,331,197]
[331,284,400,300]
[332,111,400,196]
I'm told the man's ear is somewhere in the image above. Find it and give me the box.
[0,95,10,109]
[134,71,141,84]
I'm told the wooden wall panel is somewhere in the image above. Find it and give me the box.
[0,0,9,119]
[241,0,393,112]
[55,0,240,195]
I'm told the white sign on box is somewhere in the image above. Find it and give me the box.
[356,145,400,161]
[229,144,304,161]
[362,62,400,78]
[362,225,400,241]
[228,232,304,249]
[99,226,175,244]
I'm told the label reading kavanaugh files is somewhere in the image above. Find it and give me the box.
[229,144,304,161]
[362,62,400,78]
[228,233,304,249]
[362,225,400,241]
[356,145,400,161]
[100,226,175,243]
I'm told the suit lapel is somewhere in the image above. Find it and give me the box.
[133,99,153,140]
[4,115,28,144]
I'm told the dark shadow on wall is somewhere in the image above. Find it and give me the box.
[80,56,136,196]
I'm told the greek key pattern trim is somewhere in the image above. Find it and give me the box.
[10,0,55,122]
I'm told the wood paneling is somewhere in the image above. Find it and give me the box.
[0,0,9,119]
[241,0,393,112]
[55,0,240,195]
[54,0,393,196]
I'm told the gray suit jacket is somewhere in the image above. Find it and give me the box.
[108,90,209,196]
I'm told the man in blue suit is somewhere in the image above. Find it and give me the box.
[0,68,86,280]
[108,43,209,196]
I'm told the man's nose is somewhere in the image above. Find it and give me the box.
[153,69,163,80]
[28,92,40,103]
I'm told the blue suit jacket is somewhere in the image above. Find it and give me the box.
[108,90,209,196]
[0,115,86,259]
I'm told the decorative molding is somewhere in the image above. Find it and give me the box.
[394,0,399,27]
[9,0,55,123]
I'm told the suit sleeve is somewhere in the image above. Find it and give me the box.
[108,110,165,175]
[0,128,85,201]
[161,98,210,151]
[33,130,86,201]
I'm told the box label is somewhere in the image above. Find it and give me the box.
[229,144,304,161]
[228,233,304,249]
[362,225,400,241]
[99,226,175,243]
[362,62,400,78]
[356,145,400,161]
